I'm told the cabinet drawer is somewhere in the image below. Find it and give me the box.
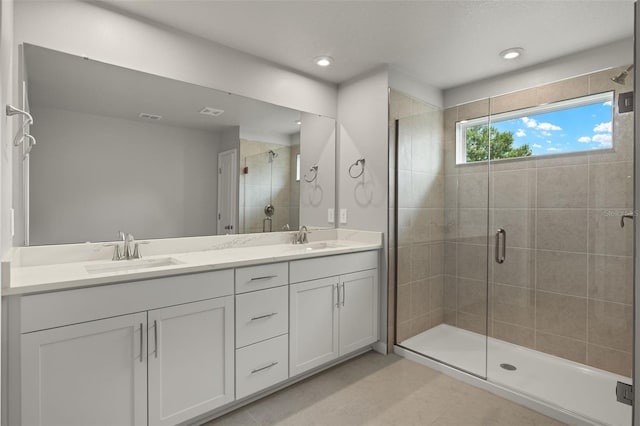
[236,334,288,400]
[236,286,288,348]
[235,262,288,293]
[289,251,378,283]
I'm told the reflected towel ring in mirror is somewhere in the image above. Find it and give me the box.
[6,104,37,148]
[348,158,365,179]
[22,134,36,160]
[304,165,319,183]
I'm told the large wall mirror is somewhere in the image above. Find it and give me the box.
[17,44,336,246]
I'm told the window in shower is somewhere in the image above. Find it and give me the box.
[456,91,614,163]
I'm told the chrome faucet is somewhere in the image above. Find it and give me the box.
[123,233,134,259]
[295,225,310,244]
[104,231,139,260]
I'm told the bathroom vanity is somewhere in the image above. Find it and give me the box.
[2,229,381,426]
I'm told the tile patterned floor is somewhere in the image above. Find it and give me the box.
[205,352,565,426]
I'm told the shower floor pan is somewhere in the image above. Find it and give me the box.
[400,324,631,426]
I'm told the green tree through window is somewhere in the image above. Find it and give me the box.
[465,125,533,162]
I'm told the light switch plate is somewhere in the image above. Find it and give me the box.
[339,208,347,224]
[328,208,335,223]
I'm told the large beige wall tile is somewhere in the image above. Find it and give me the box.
[410,243,431,281]
[397,124,412,171]
[588,209,633,256]
[535,332,586,364]
[397,208,414,245]
[458,99,490,121]
[536,154,588,168]
[458,312,487,335]
[588,162,633,208]
[444,242,457,276]
[589,66,633,94]
[536,209,587,252]
[429,308,444,328]
[430,242,444,276]
[396,320,412,342]
[397,170,412,208]
[537,165,588,208]
[458,173,489,208]
[457,244,488,281]
[492,169,536,208]
[411,279,430,317]
[412,172,443,208]
[429,275,445,311]
[588,300,632,352]
[536,292,587,340]
[491,88,538,115]
[411,314,430,336]
[587,344,632,378]
[443,275,457,309]
[536,250,587,297]
[492,247,534,288]
[492,321,534,349]
[588,254,633,304]
[458,208,488,245]
[492,284,534,328]
[457,278,487,316]
[536,75,589,105]
[443,308,457,326]
[397,246,411,285]
[396,284,411,323]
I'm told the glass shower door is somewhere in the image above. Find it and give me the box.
[486,69,634,426]
[393,91,490,378]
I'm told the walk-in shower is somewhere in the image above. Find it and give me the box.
[390,63,635,425]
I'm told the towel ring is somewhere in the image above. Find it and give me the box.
[348,158,365,179]
[6,104,37,148]
[304,165,319,183]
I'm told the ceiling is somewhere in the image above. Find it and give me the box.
[102,1,635,90]
[25,44,303,138]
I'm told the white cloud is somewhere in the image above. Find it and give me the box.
[603,101,612,106]
[537,122,562,131]
[520,116,561,132]
[515,129,527,137]
[593,121,612,133]
[593,133,612,147]
[546,140,552,144]
[532,144,542,149]
[541,131,551,137]
[521,117,537,128]
[547,147,561,152]
[578,136,592,143]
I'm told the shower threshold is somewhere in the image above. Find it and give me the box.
[396,324,631,426]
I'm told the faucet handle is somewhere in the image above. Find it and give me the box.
[132,241,150,259]
[103,243,123,261]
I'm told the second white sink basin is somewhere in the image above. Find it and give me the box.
[85,257,184,274]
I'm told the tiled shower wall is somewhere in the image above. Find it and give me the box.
[391,90,446,342]
[239,139,294,233]
[442,66,634,377]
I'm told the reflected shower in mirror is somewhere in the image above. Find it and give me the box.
[20,44,336,246]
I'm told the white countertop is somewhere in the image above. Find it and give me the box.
[3,229,383,296]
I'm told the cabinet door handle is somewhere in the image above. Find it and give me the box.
[341,284,345,307]
[250,275,277,281]
[250,312,278,321]
[139,323,143,363]
[336,283,340,307]
[251,361,278,374]
[154,320,158,359]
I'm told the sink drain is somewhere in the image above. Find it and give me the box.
[500,363,517,371]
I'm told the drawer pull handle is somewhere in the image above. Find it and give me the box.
[139,323,144,363]
[250,312,278,321]
[251,361,279,374]
[250,275,277,281]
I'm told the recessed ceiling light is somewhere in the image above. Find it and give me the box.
[499,47,524,60]
[314,56,333,67]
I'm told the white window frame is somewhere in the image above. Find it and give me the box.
[455,91,614,164]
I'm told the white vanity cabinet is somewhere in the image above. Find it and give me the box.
[14,270,235,426]
[289,251,379,376]
[21,312,148,426]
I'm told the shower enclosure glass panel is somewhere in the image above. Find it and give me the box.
[484,68,634,426]
[393,92,490,378]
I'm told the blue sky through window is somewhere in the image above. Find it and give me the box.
[491,98,614,156]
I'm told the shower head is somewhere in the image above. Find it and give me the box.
[611,65,634,85]
[267,149,279,163]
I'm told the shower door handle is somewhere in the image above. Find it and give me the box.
[495,228,506,264]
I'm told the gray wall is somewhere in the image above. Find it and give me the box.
[29,106,221,244]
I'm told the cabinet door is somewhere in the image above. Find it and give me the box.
[21,312,147,426]
[148,297,234,426]
[290,277,340,375]
[339,269,378,356]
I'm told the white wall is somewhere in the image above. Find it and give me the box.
[220,126,240,233]
[444,37,634,108]
[337,67,390,348]
[29,107,221,245]
[13,1,337,118]
[389,66,443,108]
[299,113,335,227]
[1,0,13,258]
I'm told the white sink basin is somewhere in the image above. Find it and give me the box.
[85,257,183,274]
[288,241,345,251]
